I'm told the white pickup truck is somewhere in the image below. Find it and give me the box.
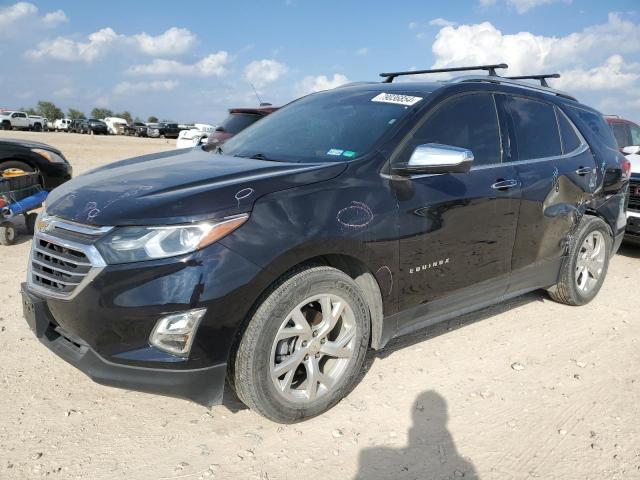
[0,111,47,131]
[52,118,72,132]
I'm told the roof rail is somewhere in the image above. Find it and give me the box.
[506,73,560,88]
[449,75,577,101]
[380,63,508,83]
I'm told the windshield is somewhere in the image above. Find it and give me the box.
[221,89,424,163]
[0,112,10,116]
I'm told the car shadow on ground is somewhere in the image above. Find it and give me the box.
[353,390,479,479]
[617,243,640,259]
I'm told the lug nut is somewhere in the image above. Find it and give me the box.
[320,338,326,344]
[304,355,309,361]
[301,341,307,347]
[312,331,318,337]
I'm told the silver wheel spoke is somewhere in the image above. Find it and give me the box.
[320,326,356,358]
[304,356,320,401]
[272,348,306,379]
[574,230,606,294]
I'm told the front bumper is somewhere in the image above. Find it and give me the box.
[21,284,226,405]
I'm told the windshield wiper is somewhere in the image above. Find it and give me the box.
[249,153,272,161]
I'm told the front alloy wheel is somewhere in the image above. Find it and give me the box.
[270,294,357,402]
[233,266,370,423]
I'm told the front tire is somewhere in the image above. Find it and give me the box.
[548,216,612,306]
[0,222,17,246]
[233,266,370,423]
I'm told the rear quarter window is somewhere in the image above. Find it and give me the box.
[569,107,618,150]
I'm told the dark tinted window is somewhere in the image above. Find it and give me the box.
[221,113,262,135]
[398,93,501,166]
[570,108,618,149]
[609,123,629,148]
[509,96,561,160]
[556,108,582,154]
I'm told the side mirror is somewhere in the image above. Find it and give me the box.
[393,143,474,175]
[622,145,640,155]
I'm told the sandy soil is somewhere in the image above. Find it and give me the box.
[1,131,639,480]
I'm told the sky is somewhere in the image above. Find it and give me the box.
[1,0,640,124]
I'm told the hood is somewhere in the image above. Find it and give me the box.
[0,138,62,154]
[45,148,346,226]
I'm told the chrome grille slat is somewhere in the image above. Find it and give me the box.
[629,180,640,212]
[27,215,111,300]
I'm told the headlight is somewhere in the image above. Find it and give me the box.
[96,214,248,264]
[31,148,67,164]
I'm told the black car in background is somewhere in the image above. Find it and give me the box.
[124,122,148,137]
[82,119,109,135]
[147,122,182,139]
[69,119,87,134]
[0,138,72,190]
[21,64,630,423]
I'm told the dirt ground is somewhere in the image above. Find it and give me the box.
[1,131,639,480]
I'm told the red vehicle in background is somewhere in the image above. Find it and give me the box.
[606,115,640,244]
[204,105,278,151]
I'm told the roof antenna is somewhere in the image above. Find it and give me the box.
[250,83,263,106]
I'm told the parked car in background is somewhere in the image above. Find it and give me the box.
[69,119,87,133]
[82,119,109,135]
[1,111,31,131]
[124,122,148,137]
[204,106,278,151]
[28,116,47,131]
[20,65,630,422]
[176,123,216,149]
[606,115,640,244]
[147,122,182,139]
[104,117,128,135]
[53,118,72,132]
[0,137,72,190]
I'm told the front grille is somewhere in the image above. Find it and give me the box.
[27,215,111,300]
[630,180,640,212]
[31,238,92,295]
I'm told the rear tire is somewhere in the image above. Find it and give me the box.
[547,216,612,306]
[0,222,17,246]
[233,266,370,423]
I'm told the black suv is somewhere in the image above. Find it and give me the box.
[21,64,630,423]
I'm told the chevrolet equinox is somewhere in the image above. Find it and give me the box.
[21,64,631,422]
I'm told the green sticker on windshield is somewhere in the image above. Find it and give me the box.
[342,150,356,158]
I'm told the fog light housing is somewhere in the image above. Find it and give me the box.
[149,308,207,357]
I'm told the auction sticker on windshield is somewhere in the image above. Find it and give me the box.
[371,93,423,106]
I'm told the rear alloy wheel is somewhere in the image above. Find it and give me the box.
[548,216,612,306]
[233,266,370,423]
[0,222,17,246]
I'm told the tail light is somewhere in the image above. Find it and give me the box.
[621,157,631,181]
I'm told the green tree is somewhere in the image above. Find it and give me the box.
[91,107,114,119]
[67,108,85,120]
[36,100,64,120]
[147,115,158,123]
[133,116,142,123]
[117,111,133,123]
[22,107,38,116]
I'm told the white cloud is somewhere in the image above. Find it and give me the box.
[0,2,36,28]
[356,47,369,56]
[42,9,67,26]
[133,27,196,56]
[296,73,349,95]
[554,55,640,91]
[0,2,67,34]
[113,80,179,96]
[128,51,229,77]
[25,26,197,63]
[432,13,640,77]
[429,18,457,27]
[244,59,287,87]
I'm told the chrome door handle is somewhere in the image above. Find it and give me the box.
[491,179,519,190]
[575,166,594,176]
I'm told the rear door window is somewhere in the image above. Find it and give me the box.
[508,96,562,160]
[397,93,502,166]
[556,107,582,154]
